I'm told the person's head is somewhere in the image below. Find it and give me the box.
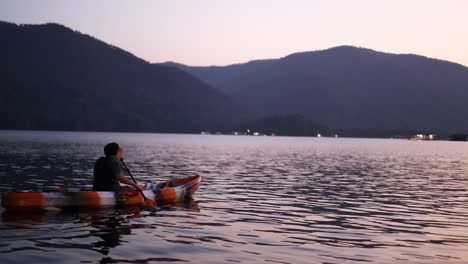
[104,142,123,159]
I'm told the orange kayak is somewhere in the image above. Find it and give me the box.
[1,175,201,211]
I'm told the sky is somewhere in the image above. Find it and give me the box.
[1,0,467,67]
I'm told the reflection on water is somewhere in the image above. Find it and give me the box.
[1,200,199,263]
[1,131,468,263]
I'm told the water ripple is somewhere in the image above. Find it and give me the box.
[1,132,468,263]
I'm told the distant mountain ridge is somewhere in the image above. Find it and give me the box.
[162,59,277,94]
[163,46,468,137]
[3,20,468,137]
[0,21,249,133]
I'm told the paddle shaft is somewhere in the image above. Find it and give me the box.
[120,159,149,200]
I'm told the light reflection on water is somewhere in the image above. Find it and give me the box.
[1,131,468,263]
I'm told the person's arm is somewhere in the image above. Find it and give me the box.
[117,174,143,190]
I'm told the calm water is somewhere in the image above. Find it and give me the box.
[1,131,468,263]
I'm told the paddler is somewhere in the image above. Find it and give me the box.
[92,142,143,192]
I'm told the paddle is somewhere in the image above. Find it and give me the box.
[120,158,157,207]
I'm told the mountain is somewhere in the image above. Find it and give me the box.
[0,21,248,133]
[164,46,468,137]
[162,59,277,94]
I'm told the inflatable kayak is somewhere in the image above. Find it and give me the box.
[1,175,201,211]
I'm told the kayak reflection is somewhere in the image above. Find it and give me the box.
[1,198,200,229]
[0,198,200,261]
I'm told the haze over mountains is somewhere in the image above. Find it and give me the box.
[165,47,468,137]
[2,21,468,137]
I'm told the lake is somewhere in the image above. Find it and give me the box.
[1,130,468,263]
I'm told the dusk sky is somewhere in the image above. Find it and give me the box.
[1,0,467,67]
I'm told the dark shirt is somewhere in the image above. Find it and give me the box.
[93,156,122,191]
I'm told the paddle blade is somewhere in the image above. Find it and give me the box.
[145,198,157,207]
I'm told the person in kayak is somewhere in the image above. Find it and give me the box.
[93,142,143,192]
